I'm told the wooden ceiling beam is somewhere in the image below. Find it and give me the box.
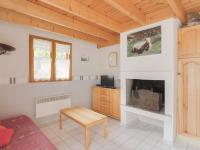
[104,0,146,25]
[0,7,114,47]
[29,0,121,33]
[120,21,140,32]
[166,0,186,22]
[0,0,119,43]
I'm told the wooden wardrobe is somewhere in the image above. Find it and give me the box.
[178,24,200,138]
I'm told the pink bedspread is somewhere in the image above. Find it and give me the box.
[1,115,56,150]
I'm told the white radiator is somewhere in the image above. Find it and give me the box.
[35,94,71,118]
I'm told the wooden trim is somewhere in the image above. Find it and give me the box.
[54,41,73,81]
[29,35,72,83]
[69,44,72,81]
[51,41,55,81]
[29,35,34,82]
[166,0,186,22]
[29,35,71,45]
[0,0,119,42]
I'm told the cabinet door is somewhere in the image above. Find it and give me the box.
[99,94,110,115]
[111,89,120,119]
[178,58,200,137]
[92,87,100,112]
[179,26,200,58]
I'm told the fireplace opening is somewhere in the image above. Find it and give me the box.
[127,79,165,114]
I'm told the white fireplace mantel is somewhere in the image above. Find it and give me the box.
[120,70,176,143]
[120,18,180,143]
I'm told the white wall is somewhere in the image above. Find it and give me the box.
[98,44,120,87]
[0,21,101,120]
[120,18,179,72]
[98,44,120,75]
[120,18,180,142]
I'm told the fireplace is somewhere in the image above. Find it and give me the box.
[127,79,165,114]
[120,18,180,142]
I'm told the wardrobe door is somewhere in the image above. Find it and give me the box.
[178,58,200,137]
[179,26,200,58]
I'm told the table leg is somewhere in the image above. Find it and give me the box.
[84,127,88,150]
[104,118,108,139]
[59,111,62,129]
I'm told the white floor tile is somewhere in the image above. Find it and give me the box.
[38,117,196,150]
[188,145,200,150]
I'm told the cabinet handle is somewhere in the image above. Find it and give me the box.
[9,77,12,84]
[13,77,16,84]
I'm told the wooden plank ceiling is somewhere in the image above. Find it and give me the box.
[0,0,199,48]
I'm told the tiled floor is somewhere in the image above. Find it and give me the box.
[39,118,200,150]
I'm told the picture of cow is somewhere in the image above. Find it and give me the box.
[127,26,161,57]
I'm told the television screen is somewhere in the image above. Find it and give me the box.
[101,75,114,88]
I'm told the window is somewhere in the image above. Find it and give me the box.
[29,35,72,82]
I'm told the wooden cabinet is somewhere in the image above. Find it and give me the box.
[92,86,120,120]
[178,25,200,139]
[178,25,200,58]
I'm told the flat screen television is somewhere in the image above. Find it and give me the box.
[100,75,114,88]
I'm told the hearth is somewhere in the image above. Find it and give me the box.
[128,79,165,113]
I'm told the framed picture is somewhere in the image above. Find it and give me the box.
[81,55,89,62]
[127,26,161,57]
[108,52,118,67]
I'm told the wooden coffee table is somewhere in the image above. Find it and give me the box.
[59,107,108,150]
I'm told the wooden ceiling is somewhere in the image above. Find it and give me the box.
[0,0,199,48]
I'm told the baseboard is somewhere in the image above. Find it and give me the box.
[177,134,200,148]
